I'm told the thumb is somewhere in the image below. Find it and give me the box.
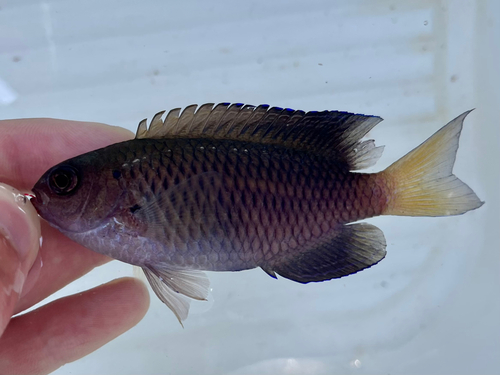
[0,184,40,335]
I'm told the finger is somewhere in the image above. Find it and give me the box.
[0,184,40,334]
[0,277,150,375]
[14,221,111,314]
[0,119,133,190]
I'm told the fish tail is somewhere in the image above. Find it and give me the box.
[381,110,483,216]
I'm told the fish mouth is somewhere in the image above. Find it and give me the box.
[27,196,41,218]
[29,188,44,214]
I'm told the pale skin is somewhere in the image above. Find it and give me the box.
[0,119,150,374]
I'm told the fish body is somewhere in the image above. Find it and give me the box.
[40,137,386,272]
[31,103,483,323]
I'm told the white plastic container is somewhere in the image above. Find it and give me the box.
[1,0,498,373]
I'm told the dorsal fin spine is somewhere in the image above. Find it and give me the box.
[134,103,384,171]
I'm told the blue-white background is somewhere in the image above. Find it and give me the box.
[1,0,499,374]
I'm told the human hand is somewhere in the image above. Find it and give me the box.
[0,119,150,374]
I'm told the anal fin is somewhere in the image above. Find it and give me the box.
[143,266,210,325]
[269,223,387,283]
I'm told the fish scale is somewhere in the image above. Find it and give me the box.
[108,138,377,270]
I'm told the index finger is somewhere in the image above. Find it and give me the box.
[0,118,133,190]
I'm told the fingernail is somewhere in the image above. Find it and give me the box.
[0,238,26,293]
[20,250,43,299]
[0,236,26,334]
[0,184,41,263]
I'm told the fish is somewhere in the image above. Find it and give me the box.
[31,103,483,324]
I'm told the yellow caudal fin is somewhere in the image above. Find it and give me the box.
[382,110,483,216]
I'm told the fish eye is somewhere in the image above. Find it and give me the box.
[48,166,79,195]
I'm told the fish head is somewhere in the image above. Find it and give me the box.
[31,154,122,234]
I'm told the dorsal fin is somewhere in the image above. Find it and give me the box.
[135,103,384,170]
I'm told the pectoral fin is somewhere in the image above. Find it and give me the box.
[267,223,387,283]
[143,266,210,325]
